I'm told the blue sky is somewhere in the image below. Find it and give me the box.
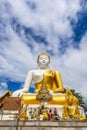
[0,0,87,104]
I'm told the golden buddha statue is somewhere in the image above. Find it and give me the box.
[12,51,79,107]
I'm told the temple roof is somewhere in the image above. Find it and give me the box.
[1,97,21,110]
[0,91,12,109]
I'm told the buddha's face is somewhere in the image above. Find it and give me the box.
[38,55,50,65]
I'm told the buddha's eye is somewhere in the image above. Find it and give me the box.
[40,57,43,60]
[45,57,47,60]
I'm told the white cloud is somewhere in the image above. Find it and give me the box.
[5,0,81,50]
[0,82,8,96]
[0,82,8,89]
[0,24,37,81]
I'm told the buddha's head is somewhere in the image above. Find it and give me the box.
[37,51,50,69]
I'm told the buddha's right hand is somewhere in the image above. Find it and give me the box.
[49,90,54,95]
[12,89,25,97]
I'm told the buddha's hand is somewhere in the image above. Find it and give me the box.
[12,89,25,97]
[49,90,54,95]
[54,87,64,93]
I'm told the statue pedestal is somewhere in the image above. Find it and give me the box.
[0,104,85,120]
[0,120,87,130]
[23,104,85,120]
[0,96,85,120]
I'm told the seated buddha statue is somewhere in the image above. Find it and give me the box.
[12,51,79,106]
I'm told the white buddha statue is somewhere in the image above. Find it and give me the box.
[12,51,79,106]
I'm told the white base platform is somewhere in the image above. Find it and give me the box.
[0,104,85,120]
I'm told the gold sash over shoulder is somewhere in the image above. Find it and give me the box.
[22,70,77,105]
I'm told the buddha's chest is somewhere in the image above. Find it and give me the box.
[32,70,55,83]
[32,70,46,83]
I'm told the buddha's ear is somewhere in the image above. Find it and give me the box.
[48,59,50,63]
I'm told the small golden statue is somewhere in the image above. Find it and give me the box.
[20,107,27,120]
[62,89,80,120]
